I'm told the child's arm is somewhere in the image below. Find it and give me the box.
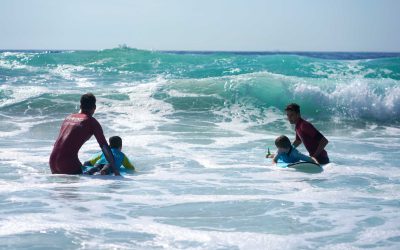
[84,153,102,167]
[84,164,103,175]
[272,154,279,164]
[83,161,93,167]
[122,154,135,171]
[293,150,319,164]
[266,148,275,159]
[265,148,275,158]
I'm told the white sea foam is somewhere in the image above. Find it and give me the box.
[0,214,307,249]
[293,77,400,120]
[1,52,400,249]
[0,52,36,71]
[0,85,48,108]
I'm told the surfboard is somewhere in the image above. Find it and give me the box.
[277,161,323,173]
[81,165,131,176]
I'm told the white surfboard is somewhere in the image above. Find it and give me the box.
[277,161,323,173]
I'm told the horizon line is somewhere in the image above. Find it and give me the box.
[1,48,400,54]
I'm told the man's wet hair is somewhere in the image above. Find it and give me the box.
[80,93,96,110]
[285,103,300,114]
[275,135,291,149]
[109,136,122,148]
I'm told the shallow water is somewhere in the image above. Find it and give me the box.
[0,49,400,249]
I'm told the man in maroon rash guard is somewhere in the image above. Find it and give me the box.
[49,93,120,175]
[285,103,330,164]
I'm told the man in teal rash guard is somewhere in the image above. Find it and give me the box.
[49,93,120,175]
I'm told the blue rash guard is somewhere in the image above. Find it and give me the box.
[274,146,314,164]
[95,148,125,168]
[84,148,135,174]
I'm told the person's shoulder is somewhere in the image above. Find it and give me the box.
[119,151,127,159]
[291,147,300,153]
[64,113,88,123]
[289,147,299,155]
[299,117,310,125]
[66,113,80,119]
[119,150,129,158]
[87,115,101,126]
[113,148,123,153]
[298,118,314,129]
[293,148,307,157]
[82,115,103,134]
[275,151,284,159]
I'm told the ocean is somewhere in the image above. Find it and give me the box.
[0,48,400,249]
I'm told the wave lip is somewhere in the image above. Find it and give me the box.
[153,70,400,123]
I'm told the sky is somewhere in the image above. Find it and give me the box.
[1,0,399,52]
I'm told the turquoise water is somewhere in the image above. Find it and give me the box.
[1,48,400,249]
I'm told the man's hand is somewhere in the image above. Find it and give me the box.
[101,144,120,176]
[100,166,109,175]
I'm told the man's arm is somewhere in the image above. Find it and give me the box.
[300,121,328,157]
[292,132,302,148]
[293,150,318,164]
[312,137,328,158]
[292,139,302,148]
[92,118,120,176]
[100,145,120,176]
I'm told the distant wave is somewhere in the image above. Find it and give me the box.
[1,48,399,123]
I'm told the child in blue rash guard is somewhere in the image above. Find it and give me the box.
[271,135,319,165]
[83,136,135,175]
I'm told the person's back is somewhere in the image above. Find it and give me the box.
[50,113,107,174]
[295,117,329,162]
[272,135,318,164]
[97,148,125,169]
[285,103,330,164]
[49,93,118,175]
[275,146,313,164]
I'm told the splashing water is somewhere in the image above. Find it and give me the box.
[1,48,400,249]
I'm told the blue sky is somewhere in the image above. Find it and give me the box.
[1,0,399,51]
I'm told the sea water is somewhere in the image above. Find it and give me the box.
[0,48,399,249]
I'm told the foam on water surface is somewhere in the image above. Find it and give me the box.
[1,49,400,249]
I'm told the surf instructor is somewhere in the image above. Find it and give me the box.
[285,103,330,164]
[49,93,120,175]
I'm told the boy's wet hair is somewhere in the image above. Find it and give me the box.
[275,135,291,149]
[80,93,96,110]
[109,136,122,148]
[285,103,300,114]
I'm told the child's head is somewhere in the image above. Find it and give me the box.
[275,135,291,150]
[109,136,122,149]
